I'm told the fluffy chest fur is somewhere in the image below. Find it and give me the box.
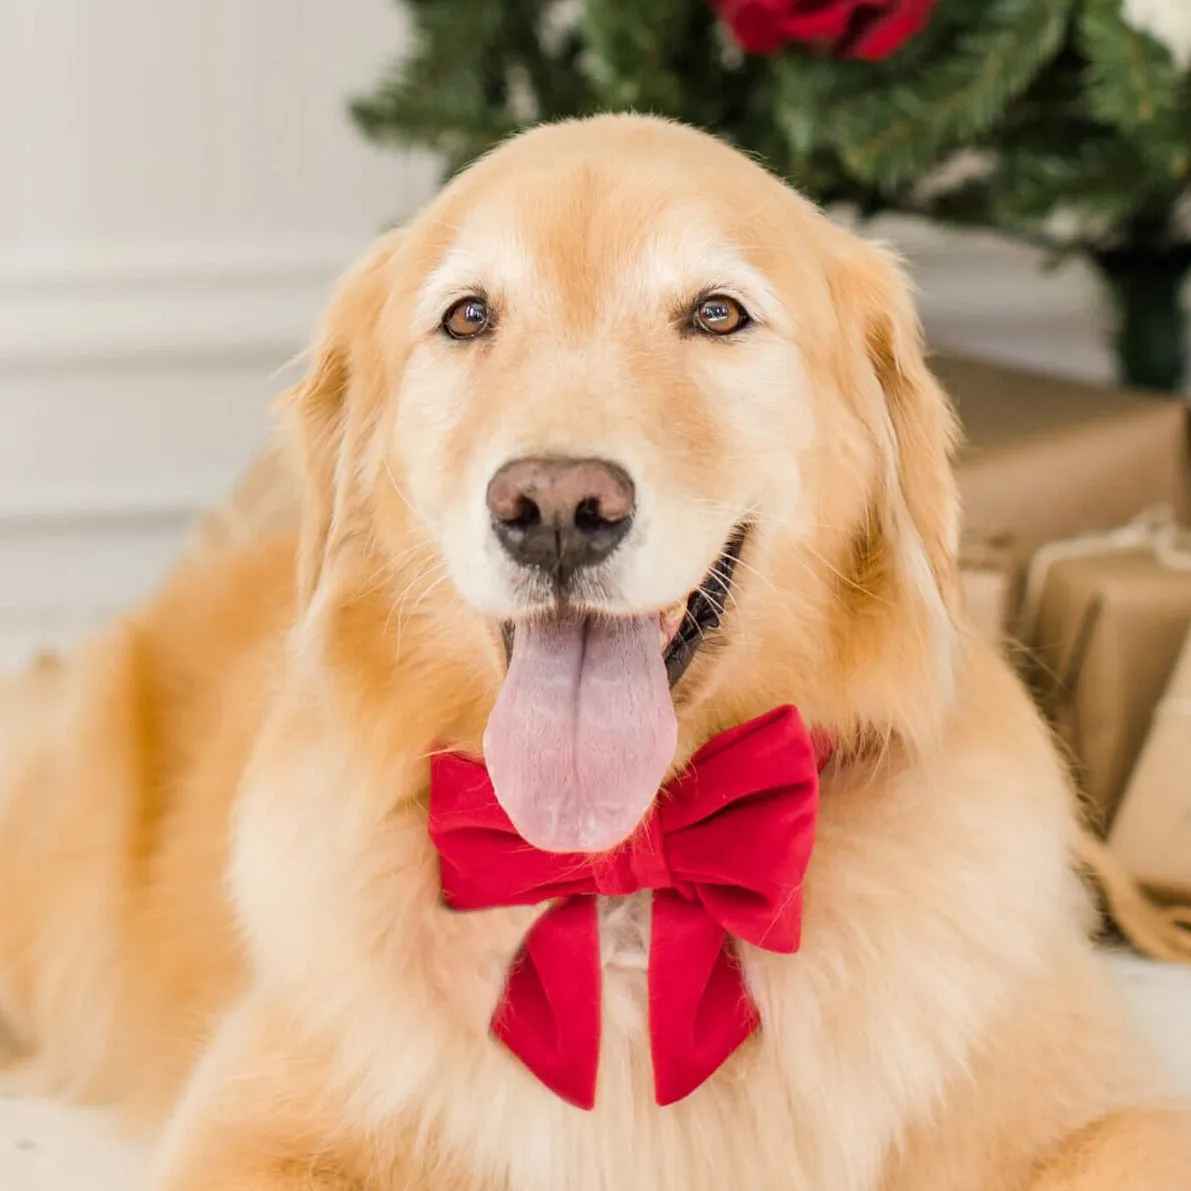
[229,668,1088,1191]
[419,754,1076,1191]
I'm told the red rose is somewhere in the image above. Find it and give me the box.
[713,0,938,60]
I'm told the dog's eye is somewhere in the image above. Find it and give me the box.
[442,296,491,340]
[693,294,749,336]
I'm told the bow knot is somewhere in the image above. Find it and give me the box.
[588,820,671,896]
[428,705,825,1109]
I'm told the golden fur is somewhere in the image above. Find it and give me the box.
[1,116,1188,1189]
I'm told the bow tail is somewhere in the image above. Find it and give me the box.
[491,896,602,1110]
[647,891,761,1106]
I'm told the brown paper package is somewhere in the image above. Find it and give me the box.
[1110,628,1191,901]
[936,354,1191,550]
[1023,549,1191,828]
[959,563,1013,645]
[958,533,1032,646]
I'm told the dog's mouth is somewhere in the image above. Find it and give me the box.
[658,526,747,687]
[485,528,748,854]
[499,526,747,687]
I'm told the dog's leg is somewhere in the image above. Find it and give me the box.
[156,1100,483,1191]
[0,627,157,1104]
[1025,1107,1191,1189]
[0,651,68,1083]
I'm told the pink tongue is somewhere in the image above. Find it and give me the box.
[483,613,678,853]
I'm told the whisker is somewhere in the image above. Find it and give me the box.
[409,570,452,614]
[801,542,890,605]
[724,553,781,598]
[697,582,747,651]
[379,538,440,575]
[679,603,710,653]
[383,458,422,520]
[383,561,449,659]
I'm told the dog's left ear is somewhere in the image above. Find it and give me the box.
[853,240,959,612]
[825,235,963,709]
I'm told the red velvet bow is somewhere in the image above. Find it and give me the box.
[428,706,826,1109]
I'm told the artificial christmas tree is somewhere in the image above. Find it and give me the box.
[353,0,1191,391]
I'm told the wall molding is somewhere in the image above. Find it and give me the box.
[0,496,204,530]
[0,239,372,367]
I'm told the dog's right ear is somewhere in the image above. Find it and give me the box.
[277,229,404,607]
[279,338,350,607]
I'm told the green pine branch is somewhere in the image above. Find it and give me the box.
[350,0,1191,257]
[1077,0,1191,183]
[835,0,1075,189]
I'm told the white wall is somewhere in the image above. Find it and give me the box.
[0,2,1128,668]
[0,0,440,666]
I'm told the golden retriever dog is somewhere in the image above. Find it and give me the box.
[1,115,1189,1190]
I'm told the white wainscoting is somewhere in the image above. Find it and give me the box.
[0,0,440,668]
[0,0,1164,670]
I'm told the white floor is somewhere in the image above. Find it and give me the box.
[1,953,1188,1190]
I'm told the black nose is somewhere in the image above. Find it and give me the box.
[486,457,635,575]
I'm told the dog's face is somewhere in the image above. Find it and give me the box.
[287,117,960,852]
[395,153,812,636]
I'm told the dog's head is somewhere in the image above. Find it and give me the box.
[281,116,961,852]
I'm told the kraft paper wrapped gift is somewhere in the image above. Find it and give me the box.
[935,354,1191,550]
[958,533,1028,646]
[1018,511,1191,828]
[1109,626,1191,901]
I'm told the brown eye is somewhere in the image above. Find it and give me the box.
[693,294,749,336]
[442,296,491,340]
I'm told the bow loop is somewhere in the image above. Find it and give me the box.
[492,897,602,1110]
[429,752,599,909]
[428,705,824,1108]
[658,708,819,952]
